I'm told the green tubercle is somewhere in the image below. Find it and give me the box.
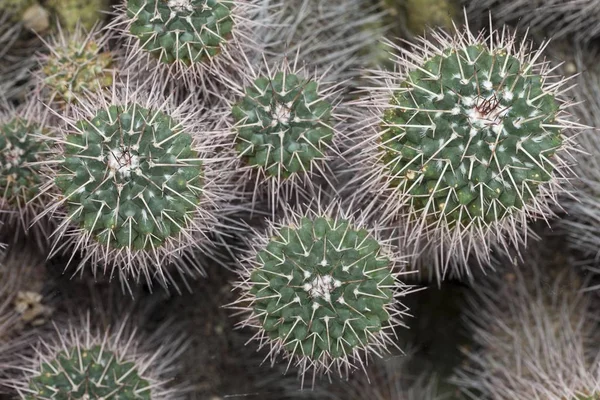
[55,103,204,251]
[381,44,562,226]
[0,118,46,206]
[26,344,152,399]
[232,72,334,178]
[250,216,394,360]
[126,0,234,65]
[42,38,113,104]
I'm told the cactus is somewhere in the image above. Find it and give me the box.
[0,102,51,239]
[112,0,260,89]
[37,24,114,107]
[347,18,580,278]
[450,251,600,400]
[38,78,234,290]
[230,201,412,384]
[227,58,343,213]
[3,313,190,399]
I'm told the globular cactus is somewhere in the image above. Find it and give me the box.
[0,101,52,241]
[37,77,236,291]
[37,24,114,109]
[347,17,580,279]
[112,0,261,90]
[2,313,190,399]
[253,0,387,83]
[464,0,600,44]
[45,0,110,32]
[225,57,344,214]
[230,201,413,385]
[450,249,600,400]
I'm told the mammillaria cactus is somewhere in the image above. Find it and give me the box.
[226,58,344,213]
[451,250,600,400]
[230,201,413,385]
[37,78,236,290]
[0,101,51,241]
[2,313,190,399]
[347,16,580,279]
[112,0,261,90]
[37,24,114,108]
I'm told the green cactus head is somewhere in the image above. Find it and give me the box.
[232,68,334,180]
[0,117,47,209]
[125,0,234,65]
[351,23,579,275]
[40,27,113,104]
[381,43,562,228]
[234,206,410,380]
[26,344,152,399]
[54,102,204,252]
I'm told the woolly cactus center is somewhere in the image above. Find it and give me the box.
[55,104,204,251]
[0,118,45,205]
[381,45,562,226]
[26,345,151,399]
[127,0,234,64]
[250,217,394,360]
[232,72,334,178]
[106,147,140,179]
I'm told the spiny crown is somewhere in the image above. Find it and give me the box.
[0,118,46,206]
[55,103,204,251]
[42,36,113,103]
[26,344,152,399]
[381,44,562,226]
[250,216,395,360]
[126,0,234,65]
[232,71,333,179]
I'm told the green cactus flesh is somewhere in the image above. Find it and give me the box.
[126,0,234,65]
[0,118,46,206]
[232,72,334,179]
[250,217,394,360]
[55,104,204,251]
[42,39,113,104]
[381,45,562,226]
[26,344,151,399]
[46,0,109,32]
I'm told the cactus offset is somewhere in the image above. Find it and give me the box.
[231,202,412,384]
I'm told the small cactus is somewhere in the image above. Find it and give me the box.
[0,102,51,239]
[37,25,114,107]
[46,0,110,32]
[38,78,235,290]
[230,201,412,385]
[227,58,343,213]
[347,17,580,278]
[3,313,190,399]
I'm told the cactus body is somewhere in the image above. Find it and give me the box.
[348,22,580,278]
[231,203,412,383]
[126,0,233,65]
[26,344,152,399]
[55,103,204,251]
[232,70,333,179]
[39,26,113,106]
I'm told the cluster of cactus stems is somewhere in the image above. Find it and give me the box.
[2,0,600,398]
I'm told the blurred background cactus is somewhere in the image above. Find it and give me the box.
[2,0,600,399]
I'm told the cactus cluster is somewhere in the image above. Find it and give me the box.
[231,203,412,382]
[348,21,579,278]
